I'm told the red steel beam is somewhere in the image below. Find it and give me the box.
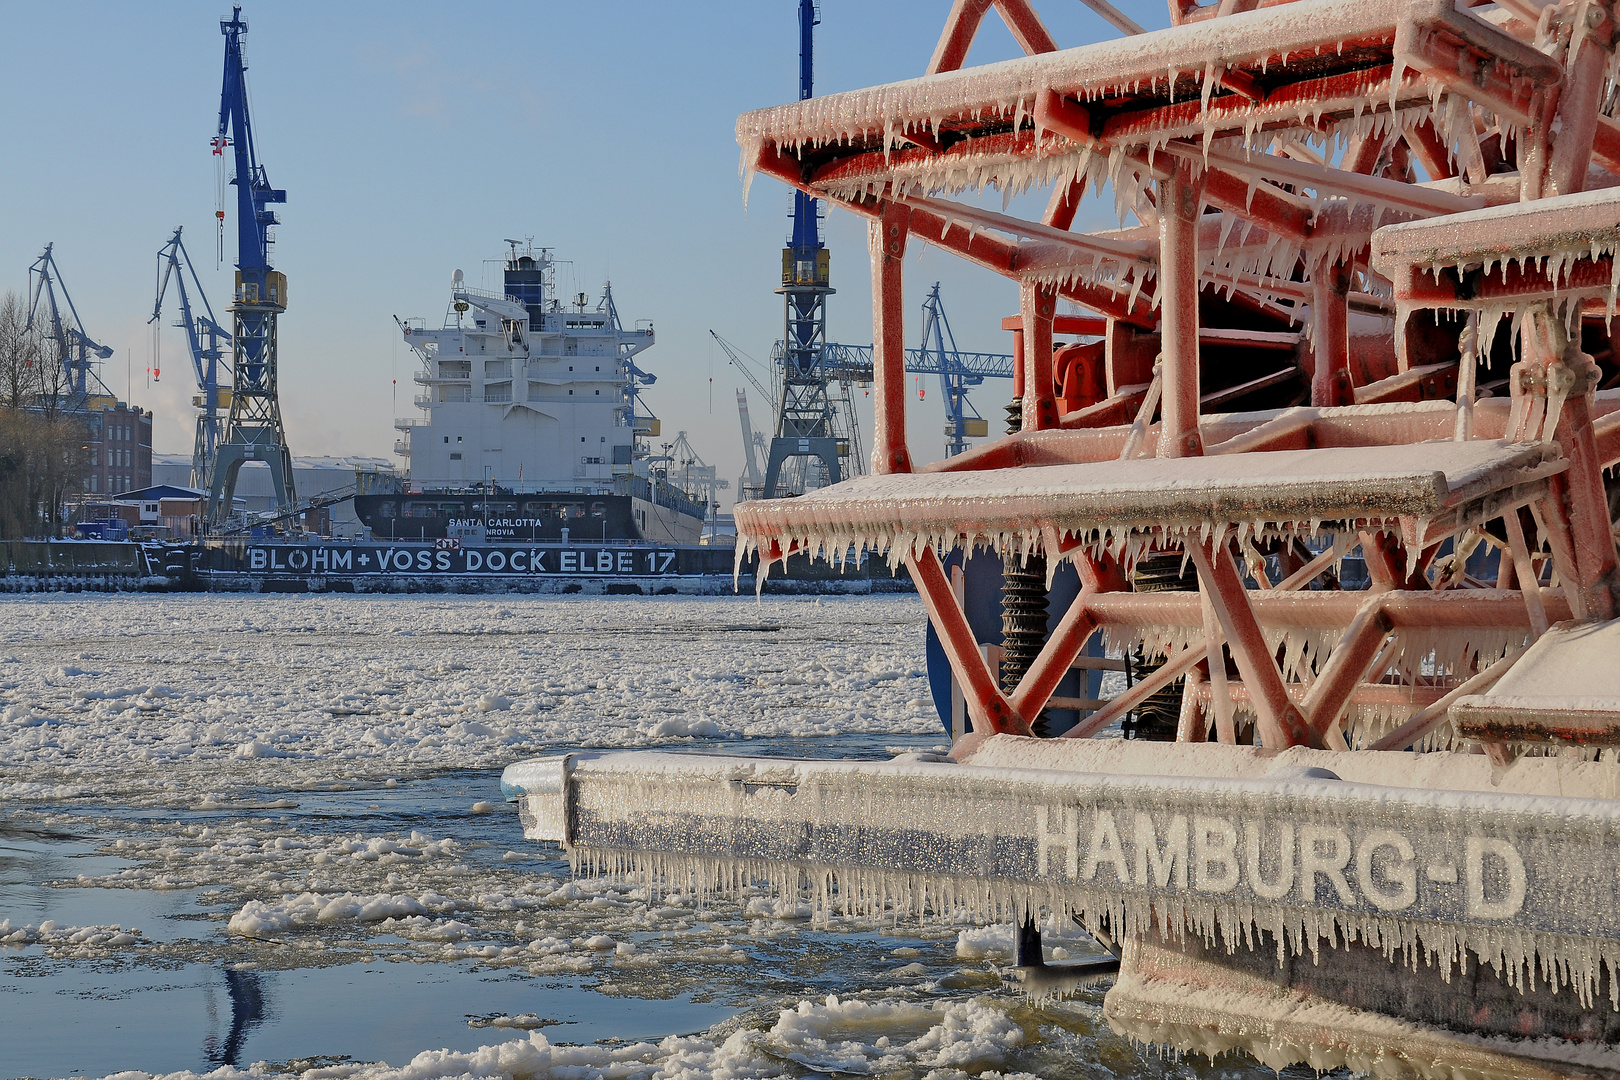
[1547,371,1619,620]
[1187,539,1317,749]
[1391,256,1620,308]
[1020,281,1059,431]
[927,0,995,75]
[990,0,1059,56]
[1311,258,1355,407]
[1300,596,1395,740]
[1546,6,1612,195]
[1082,588,1572,630]
[1403,119,1456,182]
[909,546,1029,736]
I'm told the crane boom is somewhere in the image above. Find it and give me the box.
[709,330,774,404]
[736,390,763,495]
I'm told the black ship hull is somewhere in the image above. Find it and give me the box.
[355,490,702,544]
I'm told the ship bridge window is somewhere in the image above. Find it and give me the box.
[590,501,606,518]
[376,501,397,519]
[403,502,436,518]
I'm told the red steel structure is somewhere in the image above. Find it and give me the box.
[713,2,1620,1071]
[735,0,1620,761]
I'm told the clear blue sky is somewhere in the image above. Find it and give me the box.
[0,2,1169,502]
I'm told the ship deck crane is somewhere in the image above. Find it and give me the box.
[207,4,296,527]
[26,244,113,410]
[152,226,233,489]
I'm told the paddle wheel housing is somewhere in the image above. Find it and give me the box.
[509,3,1620,1076]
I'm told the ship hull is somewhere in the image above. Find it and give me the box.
[354,490,703,544]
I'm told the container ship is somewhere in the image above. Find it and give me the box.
[357,243,708,544]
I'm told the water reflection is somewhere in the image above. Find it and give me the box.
[204,968,268,1067]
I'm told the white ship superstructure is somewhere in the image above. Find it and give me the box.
[398,246,656,491]
[383,244,704,544]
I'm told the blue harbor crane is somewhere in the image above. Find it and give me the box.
[26,244,113,411]
[758,0,850,499]
[749,4,1013,494]
[151,226,233,490]
[207,5,296,526]
[819,283,1014,459]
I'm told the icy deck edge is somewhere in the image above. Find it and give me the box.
[501,745,1620,1012]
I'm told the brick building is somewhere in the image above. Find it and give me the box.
[80,398,153,496]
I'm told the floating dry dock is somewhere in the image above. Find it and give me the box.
[508,0,1620,1074]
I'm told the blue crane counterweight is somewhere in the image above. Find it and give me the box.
[207,4,296,527]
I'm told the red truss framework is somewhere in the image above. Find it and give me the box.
[734,0,1620,756]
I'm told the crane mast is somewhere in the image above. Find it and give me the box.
[207,4,296,526]
[152,227,233,489]
[762,0,847,500]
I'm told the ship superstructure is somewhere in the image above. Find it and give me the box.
[368,244,705,543]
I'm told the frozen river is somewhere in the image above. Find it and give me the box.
[0,593,1324,1079]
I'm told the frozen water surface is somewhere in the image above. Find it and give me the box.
[0,594,1338,1079]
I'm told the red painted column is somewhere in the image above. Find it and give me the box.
[870,202,913,475]
[1158,160,1204,458]
[1311,258,1355,407]
[1020,281,1058,432]
[1548,6,1612,196]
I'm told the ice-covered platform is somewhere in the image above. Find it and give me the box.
[739,0,1562,197]
[734,439,1565,561]
[1372,186,1620,313]
[503,739,1620,1074]
[1452,618,1620,749]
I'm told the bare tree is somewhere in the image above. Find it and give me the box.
[0,291,44,412]
[0,290,90,538]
